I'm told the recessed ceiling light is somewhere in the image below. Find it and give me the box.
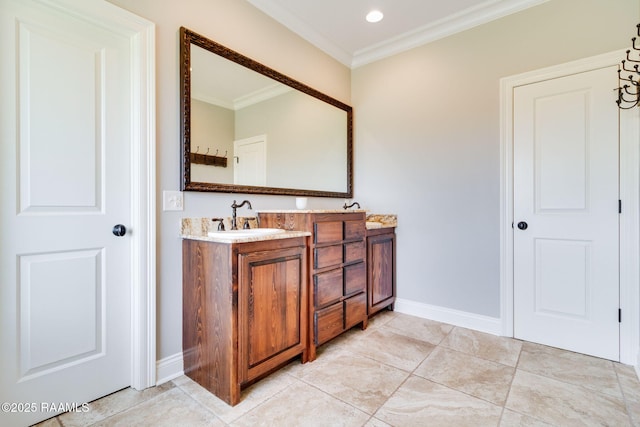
[366,10,384,23]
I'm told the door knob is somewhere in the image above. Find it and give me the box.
[112,224,127,236]
[517,221,528,230]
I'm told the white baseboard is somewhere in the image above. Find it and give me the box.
[156,352,184,385]
[394,298,502,336]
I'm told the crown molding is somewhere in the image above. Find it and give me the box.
[234,83,292,110]
[247,0,352,66]
[248,0,549,69]
[192,83,292,111]
[352,0,550,68]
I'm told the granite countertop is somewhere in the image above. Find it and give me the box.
[255,209,397,229]
[180,217,310,244]
[256,209,367,214]
[366,214,397,229]
[181,213,397,243]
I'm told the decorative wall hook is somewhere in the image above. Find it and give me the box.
[189,146,228,167]
[617,23,640,109]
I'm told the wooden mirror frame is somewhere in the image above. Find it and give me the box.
[180,27,353,198]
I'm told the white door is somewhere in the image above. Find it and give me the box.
[513,66,620,361]
[234,135,267,186]
[0,1,134,424]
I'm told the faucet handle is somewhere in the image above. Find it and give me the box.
[243,219,251,229]
[211,218,225,231]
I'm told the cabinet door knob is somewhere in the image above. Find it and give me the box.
[517,221,528,230]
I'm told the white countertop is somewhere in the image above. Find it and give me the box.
[181,230,310,244]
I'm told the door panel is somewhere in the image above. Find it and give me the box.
[19,22,102,212]
[234,135,267,186]
[19,250,104,377]
[534,239,589,318]
[513,66,619,361]
[535,91,588,212]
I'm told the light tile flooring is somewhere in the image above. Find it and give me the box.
[38,311,640,426]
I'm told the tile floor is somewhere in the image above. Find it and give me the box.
[37,311,640,426]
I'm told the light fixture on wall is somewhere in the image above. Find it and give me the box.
[366,10,384,23]
[617,23,640,109]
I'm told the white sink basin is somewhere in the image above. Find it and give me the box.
[207,228,286,239]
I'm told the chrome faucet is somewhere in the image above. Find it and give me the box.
[231,199,252,230]
[343,201,361,210]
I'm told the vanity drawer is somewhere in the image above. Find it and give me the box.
[314,245,342,269]
[314,269,343,308]
[344,262,366,295]
[315,303,344,345]
[344,220,365,241]
[344,241,365,263]
[344,293,367,329]
[314,221,343,244]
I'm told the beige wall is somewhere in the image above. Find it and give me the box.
[236,91,347,191]
[107,0,640,363]
[352,0,640,317]
[190,99,234,184]
[106,0,351,360]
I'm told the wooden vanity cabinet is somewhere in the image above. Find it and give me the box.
[182,236,308,406]
[366,227,396,316]
[258,211,368,360]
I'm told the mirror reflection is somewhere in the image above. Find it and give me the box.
[180,27,353,197]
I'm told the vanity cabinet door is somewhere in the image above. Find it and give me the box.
[344,262,366,296]
[344,241,365,264]
[344,220,366,240]
[238,245,307,384]
[344,293,367,329]
[314,268,343,308]
[315,303,344,345]
[367,228,396,316]
[314,221,343,244]
[314,244,343,269]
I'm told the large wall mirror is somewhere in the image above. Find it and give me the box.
[180,27,353,197]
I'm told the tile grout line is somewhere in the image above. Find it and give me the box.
[289,313,439,425]
[366,320,459,424]
[612,361,636,426]
[498,338,524,426]
[515,347,628,401]
[171,379,230,426]
[77,385,180,427]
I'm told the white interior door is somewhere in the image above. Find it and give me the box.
[234,135,267,186]
[0,1,135,424]
[513,66,620,361]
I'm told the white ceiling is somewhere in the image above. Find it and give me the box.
[247,0,549,68]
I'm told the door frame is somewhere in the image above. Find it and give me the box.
[499,50,640,365]
[41,0,157,388]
